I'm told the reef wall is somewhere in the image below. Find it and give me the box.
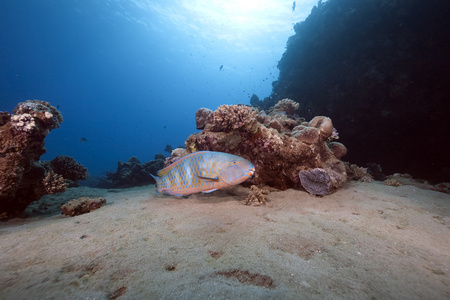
[253,0,450,182]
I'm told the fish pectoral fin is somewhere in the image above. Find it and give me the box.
[201,189,218,193]
[157,167,170,177]
[197,175,219,182]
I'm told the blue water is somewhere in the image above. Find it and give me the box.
[0,0,316,176]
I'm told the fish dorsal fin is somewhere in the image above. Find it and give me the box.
[156,151,210,177]
[197,175,219,182]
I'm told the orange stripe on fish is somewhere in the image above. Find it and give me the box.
[150,151,255,196]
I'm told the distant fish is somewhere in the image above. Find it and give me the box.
[151,151,255,196]
[79,137,87,143]
[292,1,296,12]
[220,64,223,71]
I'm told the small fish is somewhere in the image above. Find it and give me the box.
[151,151,255,196]
[292,1,296,12]
[79,137,87,143]
[220,65,223,71]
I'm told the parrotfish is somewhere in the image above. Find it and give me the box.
[151,151,255,196]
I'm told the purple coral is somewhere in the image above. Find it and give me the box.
[299,168,331,196]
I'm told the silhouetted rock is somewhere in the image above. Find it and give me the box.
[102,154,165,188]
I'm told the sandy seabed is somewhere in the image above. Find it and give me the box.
[0,181,449,300]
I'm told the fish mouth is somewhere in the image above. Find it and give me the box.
[245,168,256,178]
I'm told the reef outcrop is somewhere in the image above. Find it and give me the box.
[0,100,87,219]
[253,0,450,182]
[0,100,63,219]
[185,100,347,194]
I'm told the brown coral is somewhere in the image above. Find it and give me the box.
[0,100,64,219]
[50,155,89,184]
[186,101,347,194]
[345,163,373,182]
[245,185,269,206]
[195,107,213,130]
[60,197,106,216]
[208,104,258,133]
[268,98,299,116]
[42,170,67,194]
[384,179,403,187]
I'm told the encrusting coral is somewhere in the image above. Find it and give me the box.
[184,99,347,194]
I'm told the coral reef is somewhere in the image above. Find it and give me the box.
[254,0,450,183]
[245,185,269,206]
[60,196,106,216]
[101,154,165,188]
[0,100,65,219]
[49,155,89,186]
[185,100,347,194]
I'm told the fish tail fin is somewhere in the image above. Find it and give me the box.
[150,173,162,193]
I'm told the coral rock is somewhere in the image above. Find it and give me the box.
[0,100,64,219]
[299,168,331,196]
[328,142,347,158]
[208,104,258,133]
[195,107,213,130]
[49,155,89,185]
[308,116,334,139]
[60,196,106,216]
[42,170,67,194]
[267,119,282,132]
[268,98,299,117]
[13,100,62,131]
[292,127,320,144]
[165,148,188,167]
[185,101,346,194]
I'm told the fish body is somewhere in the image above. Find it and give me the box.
[151,151,255,196]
